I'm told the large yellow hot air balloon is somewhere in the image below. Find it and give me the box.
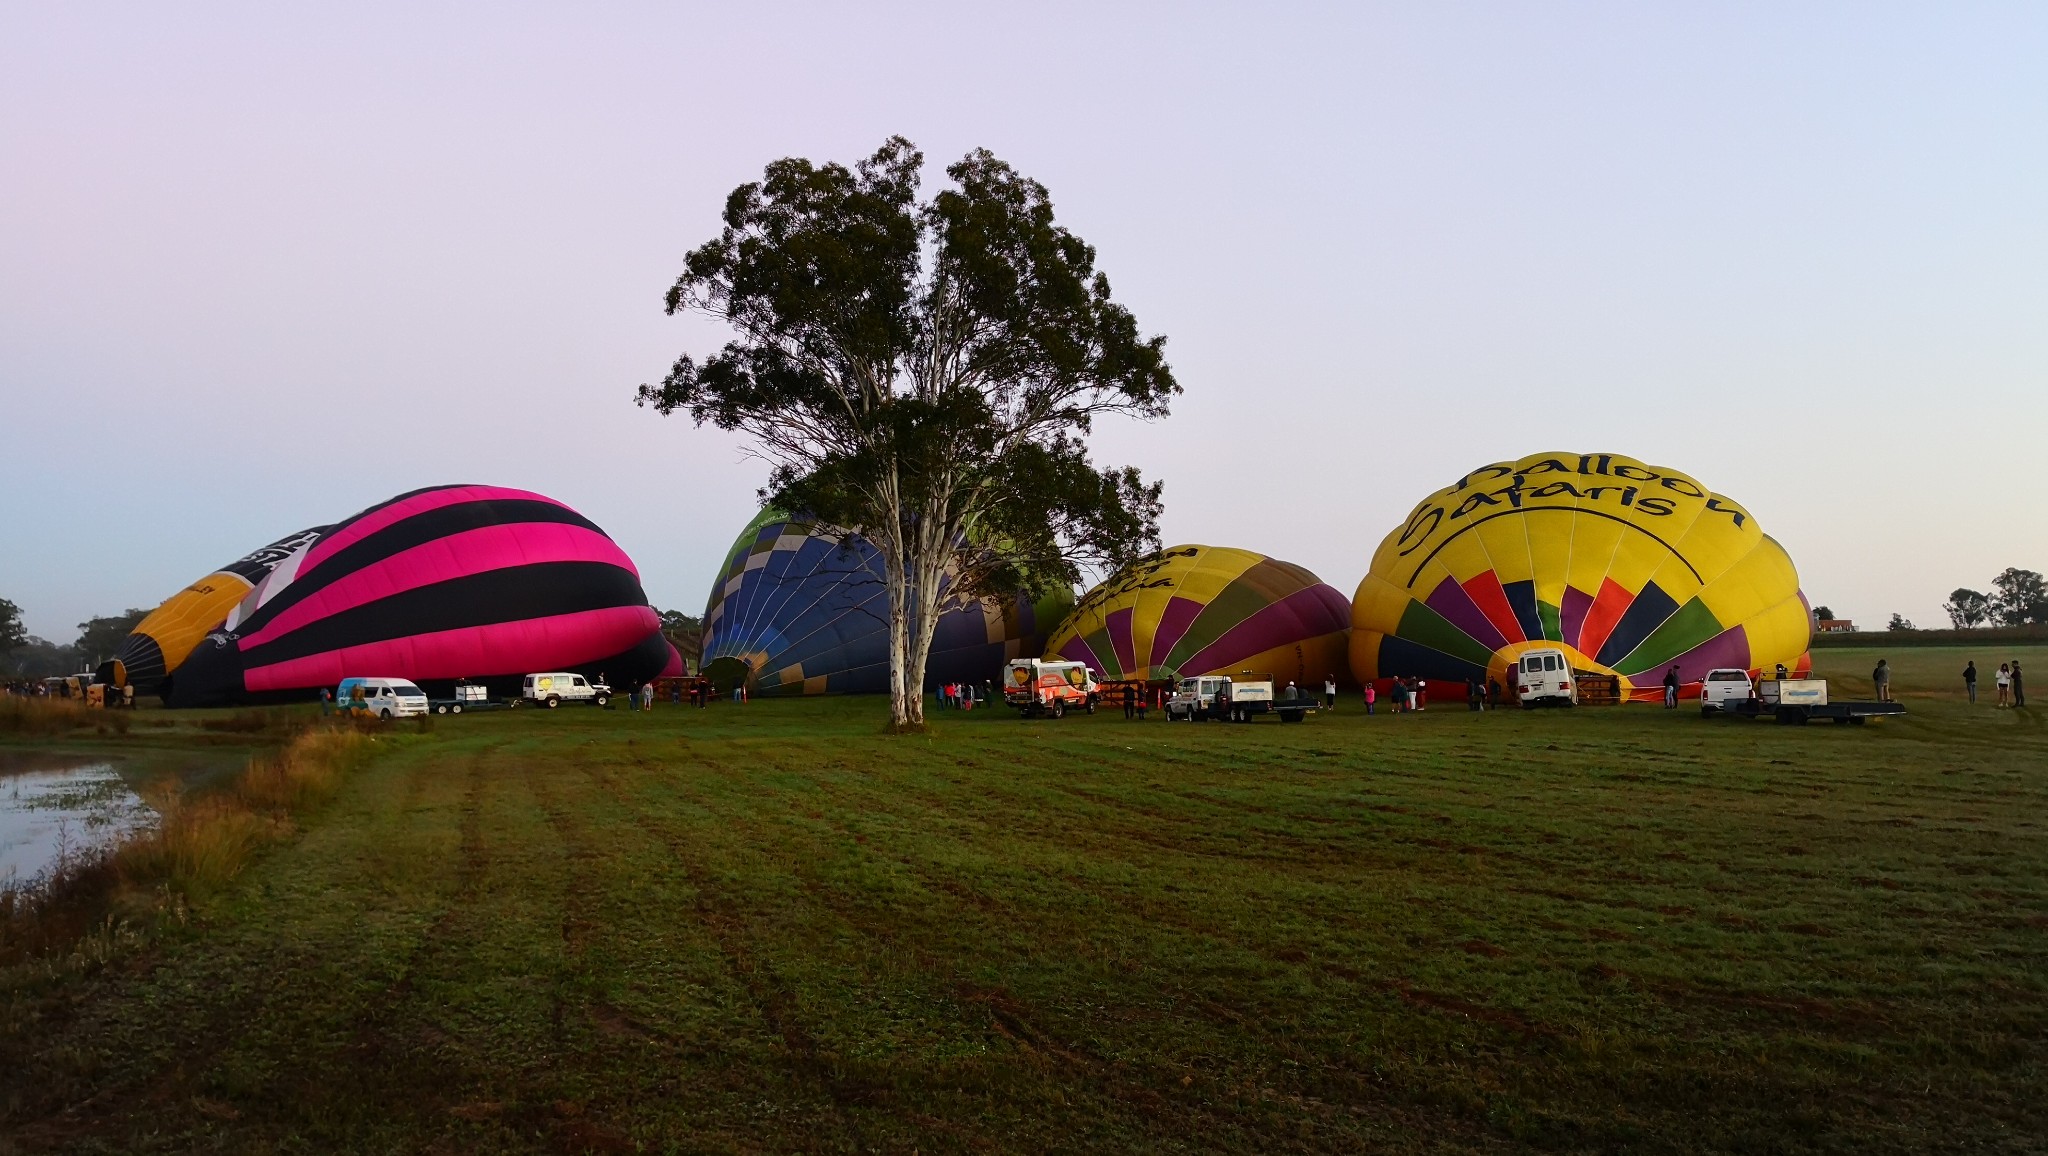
[1046,545,1352,686]
[1351,453,1810,698]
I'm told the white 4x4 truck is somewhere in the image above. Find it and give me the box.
[519,672,611,709]
[1004,659,1098,719]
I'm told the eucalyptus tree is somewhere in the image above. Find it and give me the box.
[639,137,1177,727]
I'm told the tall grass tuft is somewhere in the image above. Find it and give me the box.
[233,728,370,813]
[3,722,378,974]
[0,696,92,736]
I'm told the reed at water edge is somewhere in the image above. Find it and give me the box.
[1,719,379,980]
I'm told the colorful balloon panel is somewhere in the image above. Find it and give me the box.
[700,509,1070,695]
[1351,452,1812,696]
[167,485,674,706]
[103,526,328,695]
[1045,545,1352,687]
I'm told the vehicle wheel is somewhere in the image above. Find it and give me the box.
[434,704,447,714]
[1775,707,1806,726]
[1700,706,1714,718]
[1085,701,1095,715]
[380,708,393,721]
[451,704,463,714]
[1281,710,1304,723]
[546,695,561,709]
[1051,701,1065,720]
[594,694,609,708]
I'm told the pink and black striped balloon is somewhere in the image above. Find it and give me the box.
[168,485,678,706]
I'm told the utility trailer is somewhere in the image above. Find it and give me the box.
[429,682,508,715]
[1714,677,1905,726]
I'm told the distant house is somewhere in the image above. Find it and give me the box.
[1816,619,1857,633]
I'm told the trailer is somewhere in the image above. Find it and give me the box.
[428,682,507,715]
[1713,677,1905,725]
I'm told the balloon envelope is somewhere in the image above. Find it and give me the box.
[168,485,674,706]
[1350,452,1811,697]
[104,526,328,696]
[1044,545,1352,686]
[700,509,1070,695]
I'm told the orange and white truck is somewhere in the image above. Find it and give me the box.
[1004,659,1099,719]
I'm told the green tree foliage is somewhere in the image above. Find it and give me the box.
[0,597,25,656]
[656,609,703,672]
[1887,613,1915,632]
[639,137,1177,727]
[1942,588,1991,629]
[73,609,150,666]
[2,637,80,679]
[1988,568,2048,627]
[1812,606,1835,623]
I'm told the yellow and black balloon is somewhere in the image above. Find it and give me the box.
[99,527,326,698]
[1351,453,1811,697]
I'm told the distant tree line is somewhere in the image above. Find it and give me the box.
[1940,568,2047,630]
[0,598,151,679]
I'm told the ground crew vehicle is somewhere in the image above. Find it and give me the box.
[1710,677,1905,725]
[1514,648,1577,707]
[1167,674,1318,723]
[518,672,611,709]
[1699,668,1756,714]
[1004,659,1097,718]
[1166,675,1229,721]
[337,677,430,719]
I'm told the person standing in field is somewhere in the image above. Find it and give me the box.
[1663,665,1681,709]
[1963,661,1978,704]
[1323,675,1337,710]
[1123,683,1136,720]
[1363,681,1376,714]
[2013,661,2026,708]
[1872,659,1892,703]
[1413,677,1426,711]
[1995,662,2011,707]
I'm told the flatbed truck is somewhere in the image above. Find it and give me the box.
[1710,676,1905,726]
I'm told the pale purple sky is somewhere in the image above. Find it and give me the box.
[5,3,2045,641]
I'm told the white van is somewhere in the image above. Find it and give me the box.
[1514,649,1576,707]
[337,677,429,719]
[521,672,611,709]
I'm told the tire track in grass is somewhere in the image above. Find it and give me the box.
[756,752,1466,1150]
[586,749,1291,1149]
[571,757,872,1132]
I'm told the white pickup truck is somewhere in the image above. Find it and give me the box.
[1700,671,1906,725]
[1167,673,1317,723]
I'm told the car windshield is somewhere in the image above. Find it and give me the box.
[1179,679,1199,690]
[392,683,422,696]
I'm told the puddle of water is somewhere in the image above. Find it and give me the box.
[0,756,157,888]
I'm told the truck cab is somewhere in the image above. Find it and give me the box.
[1515,648,1576,707]
[1166,675,1230,721]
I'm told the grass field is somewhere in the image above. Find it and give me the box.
[1,646,2043,1153]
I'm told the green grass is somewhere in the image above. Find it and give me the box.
[2,650,2044,1153]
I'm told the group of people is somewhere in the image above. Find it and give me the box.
[935,681,990,710]
[1962,660,2027,708]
